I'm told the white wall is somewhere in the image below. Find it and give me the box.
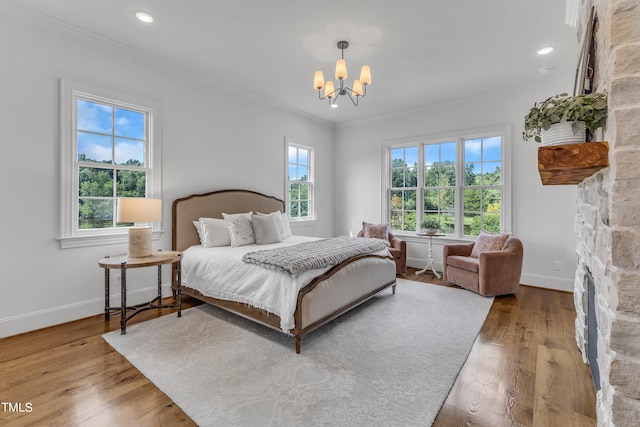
[333,79,579,291]
[0,7,334,337]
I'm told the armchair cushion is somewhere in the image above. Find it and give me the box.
[446,255,479,273]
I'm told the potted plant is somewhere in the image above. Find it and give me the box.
[523,92,607,144]
[421,218,441,235]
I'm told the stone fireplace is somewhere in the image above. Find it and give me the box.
[573,0,640,425]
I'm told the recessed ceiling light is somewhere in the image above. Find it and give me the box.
[330,104,339,109]
[537,47,554,55]
[136,12,154,23]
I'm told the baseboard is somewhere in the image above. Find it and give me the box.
[519,273,574,292]
[0,283,174,338]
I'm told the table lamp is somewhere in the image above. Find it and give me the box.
[117,198,162,258]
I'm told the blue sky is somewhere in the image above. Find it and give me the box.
[76,99,146,165]
[392,136,502,174]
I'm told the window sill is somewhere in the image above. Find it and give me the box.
[290,219,317,227]
[58,230,163,249]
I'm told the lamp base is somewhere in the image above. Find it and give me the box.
[128,226,152,258]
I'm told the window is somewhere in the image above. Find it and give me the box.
[286,140,314,221]
[424,141,457,234]
[384,125,510,238]
[390,146,418,231]
[462,136,503,235]
[59,79,162,248]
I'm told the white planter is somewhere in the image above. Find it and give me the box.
[540,121,586,146]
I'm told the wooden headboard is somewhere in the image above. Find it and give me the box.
[171,189,285,252]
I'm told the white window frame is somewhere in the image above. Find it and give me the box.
[58,79,162,248]
[381,124,511,240]
[285,138,315,222]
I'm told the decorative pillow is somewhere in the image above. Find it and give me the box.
[198,217,231,247]
[281,212,293,238]
[252,214,281,245]
[470,232,510,258]
[222,212,255,247]
[256,211,287,240]
[362,222,389,241]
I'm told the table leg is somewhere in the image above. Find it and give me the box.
[177,260,182,318]
[120,262,127,334]
[104,268,110,321]
[415,236,442,278]
[157,265,162,304]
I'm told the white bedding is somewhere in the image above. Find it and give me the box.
[182,236,389,332]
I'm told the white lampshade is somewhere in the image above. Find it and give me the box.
[324,81,335,99]
[352,79,363,97]
[117,198,162,223]
[335,59,347,80]
[313,71,325,90]
[117,198,162,258]
[360,65,371,86]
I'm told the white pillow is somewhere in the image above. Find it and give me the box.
[281,212,293,238]
[252,214,281,245]
[193,220,204,244]
[198,217,231,247]
[222,212,255,247]
[256,210,287,240]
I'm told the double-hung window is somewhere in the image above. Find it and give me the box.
[286,139,314,221]
[384,125,510,238]
[59,79,162,248]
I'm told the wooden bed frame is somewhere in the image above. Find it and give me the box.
[171,189,397,353]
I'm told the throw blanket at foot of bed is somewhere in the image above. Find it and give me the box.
[242,236,390,277]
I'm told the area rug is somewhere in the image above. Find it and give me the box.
[103,279,493,427]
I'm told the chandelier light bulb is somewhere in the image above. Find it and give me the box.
[313,71,325,90]
[324,81,335,99]
[352,80,363,97]
[360,66,372,86]
[335,59,348,80]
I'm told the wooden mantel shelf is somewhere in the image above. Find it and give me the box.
[538,141,609,185]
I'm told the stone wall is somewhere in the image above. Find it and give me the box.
[574,0,640,425]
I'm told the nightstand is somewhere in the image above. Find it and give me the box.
[98,250,182,334]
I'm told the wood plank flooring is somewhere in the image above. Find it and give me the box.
[0,269,596,426]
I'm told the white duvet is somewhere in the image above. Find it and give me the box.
[182,236,336,332]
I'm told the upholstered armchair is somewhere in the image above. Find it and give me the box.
[442,236,523,296]
[357,228,407,275]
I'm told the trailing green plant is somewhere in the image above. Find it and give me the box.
[523,92,608,142]
[421,218,441,231]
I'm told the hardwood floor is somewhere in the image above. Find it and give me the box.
[416,270,597,426]
[0,270,596,426]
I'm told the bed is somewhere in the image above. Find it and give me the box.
[171,189,397,353]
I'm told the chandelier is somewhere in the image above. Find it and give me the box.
[313,41,372,108]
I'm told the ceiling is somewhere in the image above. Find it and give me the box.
[6,0,578,124]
